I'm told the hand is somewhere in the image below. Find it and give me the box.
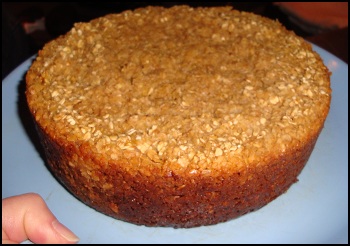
[2,193,79,244]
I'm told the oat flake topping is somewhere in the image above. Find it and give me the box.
[26,5,331,173]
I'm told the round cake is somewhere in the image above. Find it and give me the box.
[25,5,331,228]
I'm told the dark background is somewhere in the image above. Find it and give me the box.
[2,2,348,80]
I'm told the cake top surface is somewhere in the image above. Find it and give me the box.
[26,5,331,174]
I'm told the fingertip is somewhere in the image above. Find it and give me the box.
[2,193,80,244]
[52,220,80,243]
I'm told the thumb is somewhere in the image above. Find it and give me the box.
[2,193,79,244]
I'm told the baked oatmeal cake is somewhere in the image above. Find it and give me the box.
[25,5,331,228]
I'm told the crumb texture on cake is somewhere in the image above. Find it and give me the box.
[26,5,331,227]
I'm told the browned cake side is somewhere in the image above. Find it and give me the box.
[25,5,331,228]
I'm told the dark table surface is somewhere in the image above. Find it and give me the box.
[2,3,348,80]
[306,27,348,64]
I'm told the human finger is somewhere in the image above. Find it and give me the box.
[2,193,79,244]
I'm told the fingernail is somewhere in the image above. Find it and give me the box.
[52,220,80,243]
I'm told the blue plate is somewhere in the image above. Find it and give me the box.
[2,44,348,243]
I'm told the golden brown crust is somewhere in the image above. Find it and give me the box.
[35,120,320,227]
[26,5,331,227]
